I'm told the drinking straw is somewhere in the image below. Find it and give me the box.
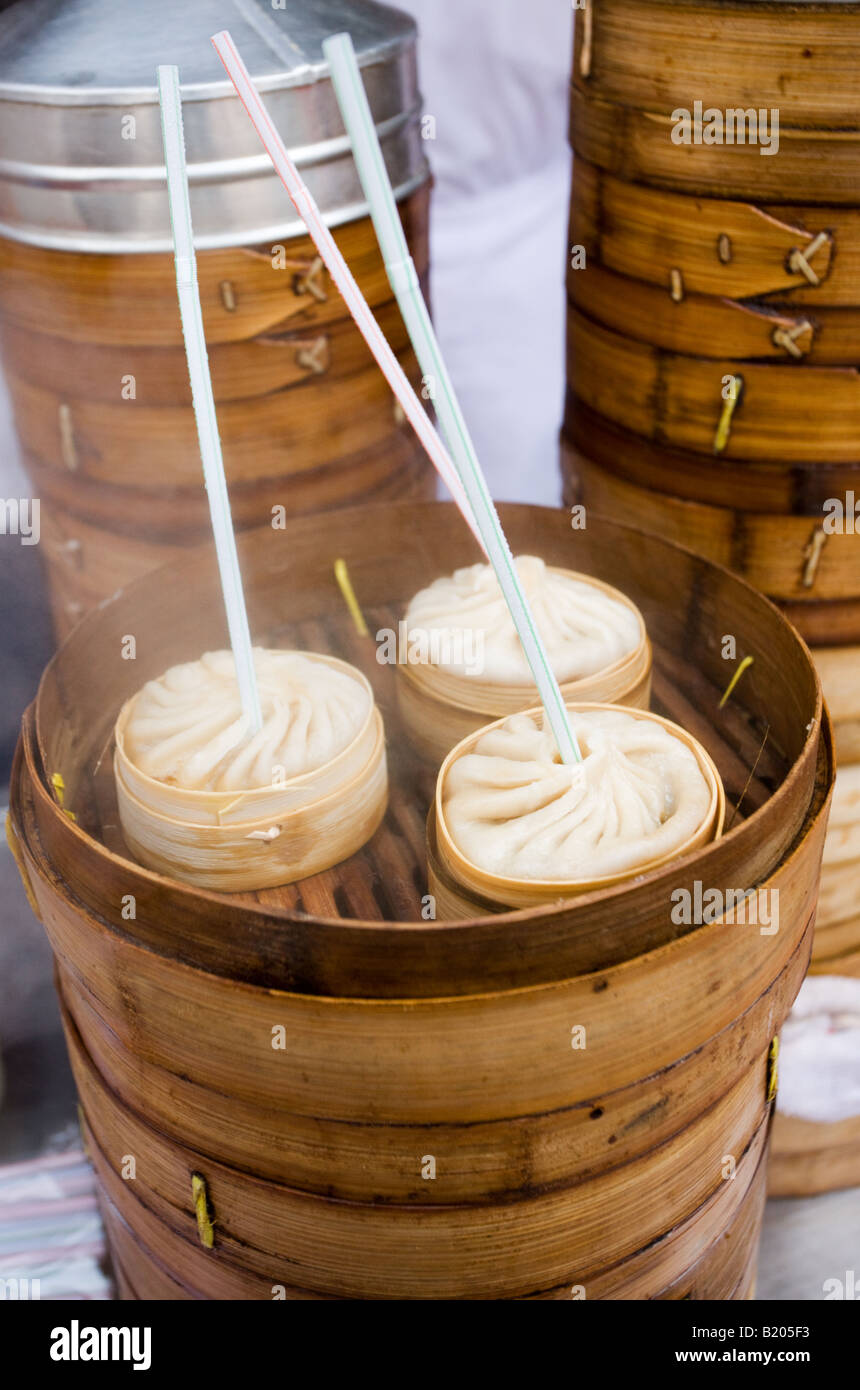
[211,30,582,764]
[157,65,262,734]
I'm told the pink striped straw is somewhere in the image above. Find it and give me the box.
[210,28,484,554]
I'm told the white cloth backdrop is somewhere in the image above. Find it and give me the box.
[395,0,575,504]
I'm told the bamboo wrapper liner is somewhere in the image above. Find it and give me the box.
[395,569,652,767]
[113,656,388,892]
[8,502,829,1298]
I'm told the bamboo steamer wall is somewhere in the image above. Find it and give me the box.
[0,0,434,641]
[0,192,433,641]
[7,502,830,1299]
[564,0,860,1194]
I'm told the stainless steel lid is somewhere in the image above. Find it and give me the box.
[0,0,429,253]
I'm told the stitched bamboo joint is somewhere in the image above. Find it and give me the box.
[58,403,78,472]
[787,231,830,287]
[579,0,593,78]
[334,558,369,637]
[294,335,330,375]
[766,1037,779,1104]
[719,655,754,710]
[771,320,813,360]
[294,255,327,302]
[713,376,743,455]
[802,527,828,589]
[191,1172,216,1249]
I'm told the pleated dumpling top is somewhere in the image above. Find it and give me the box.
[442,707,715,882]
[121,649,372,792]
[403,556,643,685]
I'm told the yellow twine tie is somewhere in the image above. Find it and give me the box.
[334,558,369,637]
[713,376,743,455]
[719,655,754,709]
[766,1036,779,1103]
[50,772,77,822]
[191,1173,215,1249]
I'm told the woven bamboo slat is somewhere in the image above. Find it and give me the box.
[573,0,860,130]
[570,162,849,305]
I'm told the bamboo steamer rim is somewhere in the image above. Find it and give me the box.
[435,702,726,907]
[398,566,650,717]
[113,650,378,826]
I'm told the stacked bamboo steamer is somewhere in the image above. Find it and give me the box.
[563,0,860,1192]
[0,0,432,640]
[7,501,830,1299]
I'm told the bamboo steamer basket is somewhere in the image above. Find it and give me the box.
[570,161,848,306]
[574,0,860,131]
[815,647,860,764]
[569,263,860,366]
[395,570,652,766]
[568,308,860,465]
[814,759,860,979]
[113,654,388,892]
[430,704,724,913]
[769,1110,860,1196]
[0,0,432,630]
[7,501,830,1299]
[570,453,860,607]
[564,403,860,519]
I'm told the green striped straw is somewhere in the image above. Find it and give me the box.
[321,31,582,764]
[157,65,262,733]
